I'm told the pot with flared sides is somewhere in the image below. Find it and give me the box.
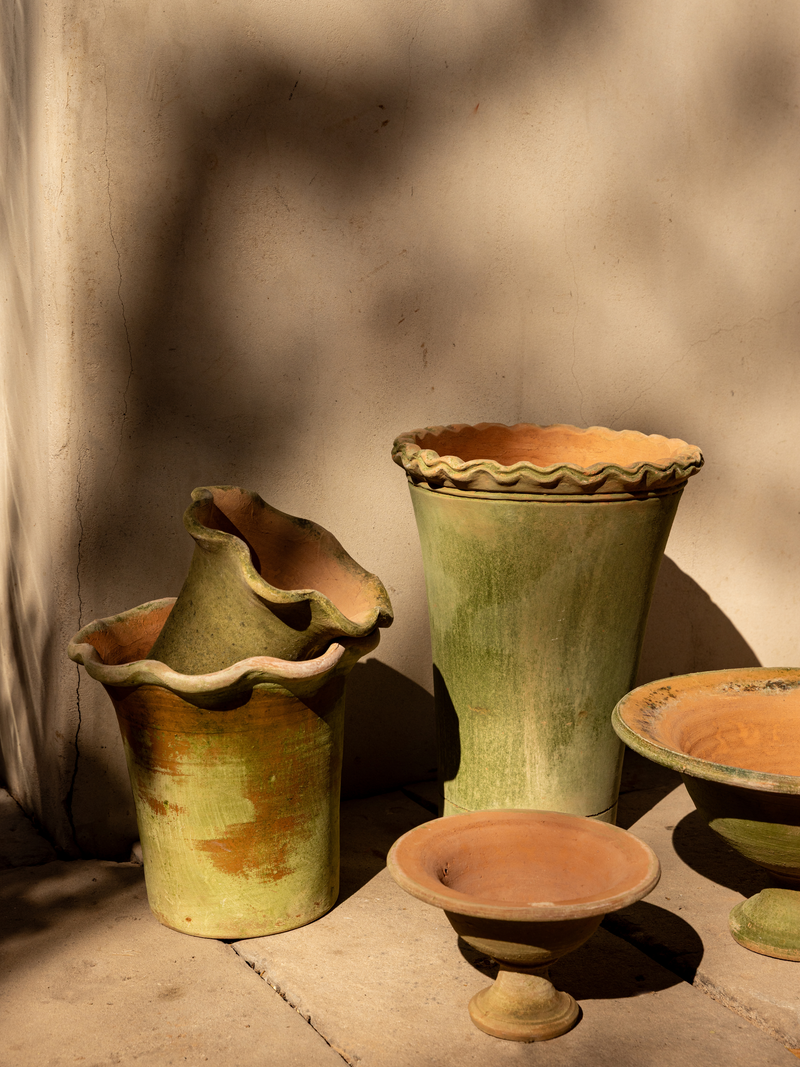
[388,809,659,1041]
[392,423,702,823]
[613,667,800,960]
[68,486,393,938]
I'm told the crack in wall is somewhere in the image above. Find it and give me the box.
[64,456,85,855]
[610,299,800,428]
[103,66,133,484]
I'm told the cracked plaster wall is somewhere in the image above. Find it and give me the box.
[1,0,800,855]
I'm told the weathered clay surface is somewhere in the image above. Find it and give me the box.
[392,423,703,495]
[148,486,393,673]
[614,668,800,786]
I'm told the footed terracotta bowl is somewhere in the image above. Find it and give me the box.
[387,809,660,1041]
[613,668,800,960]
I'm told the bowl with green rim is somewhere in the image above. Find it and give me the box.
[612,667,800,960]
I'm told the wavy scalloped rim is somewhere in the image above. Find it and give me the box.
[68,598,379,703]
[392,423,703,495]
[184,486,393,630]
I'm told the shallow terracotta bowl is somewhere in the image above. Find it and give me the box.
[388,809,659,1040]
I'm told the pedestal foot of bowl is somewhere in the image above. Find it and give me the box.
[729,888,800,961]
[468,965,579,1042]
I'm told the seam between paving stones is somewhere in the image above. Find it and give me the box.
[228,792,438,1066]
[692,972,798,1051]
[602,908,796,1050]
[234,950,356,1066]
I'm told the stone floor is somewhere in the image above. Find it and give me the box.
[1,753,798,1066]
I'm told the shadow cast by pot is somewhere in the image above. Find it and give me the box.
[0,860,145,987]
[671,808,770,899]
[457,907,696,999]
[432,664,460,795]
[616,749,682,830]
[601,900,705,984]
[342,659,436,800]
[637,557,761,685]
[338,791,432,903]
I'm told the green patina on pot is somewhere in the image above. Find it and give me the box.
[69,487,393,938]
[393,423,703,822]
[613,667,800,960]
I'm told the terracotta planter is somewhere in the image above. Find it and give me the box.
[68,487,392,938]
[392,423,702,822]
[149,485,393,671]
[387,809,659,1040]
[613,668,800,960]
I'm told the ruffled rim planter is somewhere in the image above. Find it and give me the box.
[69,598,378,709]
[69,597,381,938]
[393,422,702,822]
[147,485,393,673]
[392,423,703,495]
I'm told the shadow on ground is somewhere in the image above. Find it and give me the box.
[671,809,770,899]
[457,915,696,1000]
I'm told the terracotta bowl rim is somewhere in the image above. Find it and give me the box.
[391,422,703,496]
[386,809,660,922]
[613,667,800,795]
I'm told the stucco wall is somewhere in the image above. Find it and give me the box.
[2,0,799,855]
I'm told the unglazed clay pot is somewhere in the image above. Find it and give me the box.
[68,488,393,938]
[149,485,393,672]
[387,809,660,1041]
[392,423,702,822]
[613,668,800,961]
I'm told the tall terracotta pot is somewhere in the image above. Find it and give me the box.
[69,487,392,938]
[392,423,702,823]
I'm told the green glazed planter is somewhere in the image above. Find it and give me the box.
[392,423,702,822]
[613,668,800,960]
[68,487,393,938]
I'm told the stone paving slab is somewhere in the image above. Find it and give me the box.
[235,791,798,1067]
[606,782,800,1050]
[0,859,345,1067]
[0,787,57,868]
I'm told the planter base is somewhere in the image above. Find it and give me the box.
[468,966,579,1042]
[441,793,618,825]
[729,888,800,961]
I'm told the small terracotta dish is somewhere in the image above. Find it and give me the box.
[613,668,800,960]
[387,809,660,1041]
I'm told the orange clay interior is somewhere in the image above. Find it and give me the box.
[648,691,800,778]
[201,488,374,621]
[85,602,173,666]
[397,815,651,908]
[413,425,683,470]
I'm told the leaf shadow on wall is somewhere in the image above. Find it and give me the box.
[70,0,613,856]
